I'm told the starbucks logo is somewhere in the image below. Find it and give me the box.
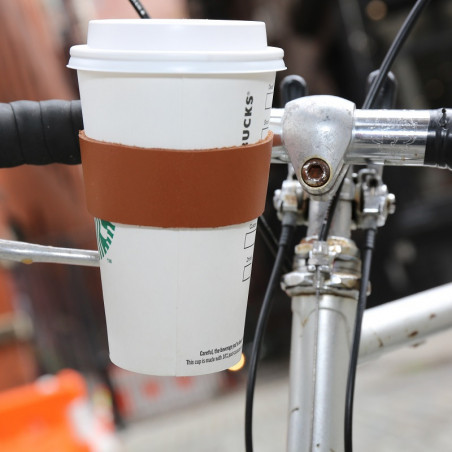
[95,218,116,259]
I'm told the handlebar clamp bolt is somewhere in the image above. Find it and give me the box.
[301,158,330,188]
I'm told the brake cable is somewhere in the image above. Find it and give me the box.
[128,0,151,19]
[245,213,296,452]
[244,0,432,450]
[344,1,432,451]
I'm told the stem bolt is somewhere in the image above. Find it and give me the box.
[301,158,330,187]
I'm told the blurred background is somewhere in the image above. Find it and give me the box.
[0,0,451,451]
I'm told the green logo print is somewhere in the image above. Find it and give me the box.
[95,218,116,259]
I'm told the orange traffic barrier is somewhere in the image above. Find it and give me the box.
[0,370,95,452]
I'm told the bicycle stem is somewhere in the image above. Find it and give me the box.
[270,96,452,199]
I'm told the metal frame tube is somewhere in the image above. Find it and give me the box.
[359,283,452,363]
[287,179,358,451]
[287,294,357,452]
[0,239,99,267]
[286,283,452,452]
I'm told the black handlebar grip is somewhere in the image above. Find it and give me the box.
[425,108,452,170]
[0,100,83,168]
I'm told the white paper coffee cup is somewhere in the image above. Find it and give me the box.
[69,19,285,375]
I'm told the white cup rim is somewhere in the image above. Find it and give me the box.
[68,18,285,74]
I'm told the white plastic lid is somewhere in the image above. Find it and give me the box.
[68,19,285,74]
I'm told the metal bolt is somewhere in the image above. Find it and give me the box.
[301,158,330,187]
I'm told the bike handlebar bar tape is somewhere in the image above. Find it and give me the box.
[79,131,274,228]
[0,100,82,167]
[425,108,452,170]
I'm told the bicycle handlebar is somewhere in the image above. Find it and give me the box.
[1,97,452,176]
[0,100,82,167]
[278,96,452,197]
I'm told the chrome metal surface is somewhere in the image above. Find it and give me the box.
[348,109,430,165]
[273,165,307,225]
[283,236,361,298]
[286,179,359,451]
[270,108,290,164]
[282,96,355,198]
[0,239,100,267]
[271,104,433,172]
[305,200,329,238]
[271,146,291,164]
[287,294,357,452]
[305,173,355,238]
[355,168,396,229]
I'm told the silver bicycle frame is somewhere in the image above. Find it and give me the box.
[1,99,452,452]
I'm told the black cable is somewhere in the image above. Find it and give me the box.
[244,1,430,450]
[362,0,431,110]
[318,177,345,241]
[258,215,293,273]
[245,215,296,452]
[344,227,377,452]
[128,0,151,18]
[258,215,280,255]
[318,0,431,243]
[343,2,432,451]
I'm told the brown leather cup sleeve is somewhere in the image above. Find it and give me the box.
[79,131,273,228]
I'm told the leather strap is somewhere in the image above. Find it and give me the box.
[79,131,273,228]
